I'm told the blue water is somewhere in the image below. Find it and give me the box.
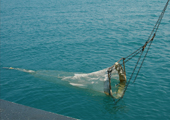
[1,0,170,119]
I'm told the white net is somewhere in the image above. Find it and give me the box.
[4,66,125,98]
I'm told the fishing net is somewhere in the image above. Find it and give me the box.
[4,67,124,97]
[104,61,126,99]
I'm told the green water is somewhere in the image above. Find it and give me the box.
[1,0,170,119]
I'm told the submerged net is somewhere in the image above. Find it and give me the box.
[4,67,123,97]
[59,69,118,93]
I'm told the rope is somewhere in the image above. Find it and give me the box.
[124,0,169,92]
[112,0,169,103]
[133,39,153,83]
[122,0,169,64]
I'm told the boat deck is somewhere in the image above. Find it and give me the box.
[0,99,77,120]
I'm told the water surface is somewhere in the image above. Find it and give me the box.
[1,0,170,119]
